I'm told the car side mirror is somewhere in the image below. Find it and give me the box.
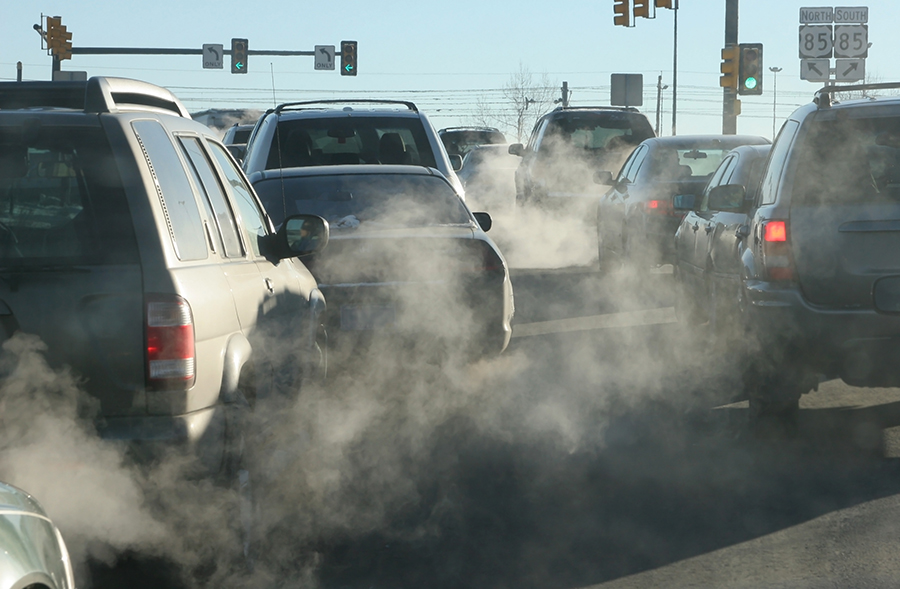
[594,170,614,186]
[707,184,746,212]
[673,194,696,211]
[449,154,463,172]
[473,211,492,232]
[508,143,525,157]
[270,214,329,259]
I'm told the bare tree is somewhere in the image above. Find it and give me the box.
[470,64,557,143]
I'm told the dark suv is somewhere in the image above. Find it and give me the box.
[509,106,655,208]
[728,83,900,421]
[0,77,328,477]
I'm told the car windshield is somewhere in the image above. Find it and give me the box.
[0,125,137,265]
[266,116,438,170]
[254,173,471,228]
[793,115,900,205]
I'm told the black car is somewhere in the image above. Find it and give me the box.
[439,126,507,158]
[596,135,770,271]
[509,106,655,209]
[673,144,772,331]
[249,165,514,363]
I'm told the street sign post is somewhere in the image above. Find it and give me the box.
[314,45,335,70]
[800,58,831,82]
[835,58,865,81]
[833,24,868,58]
[798,25,833,58]
[202,44,223,69]
[610,73,643,107]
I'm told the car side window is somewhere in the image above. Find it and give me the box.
[528,119,548,154]
[700,155,736,212]
[624,145,648,183]
[208,142,268,258]
[178,137,244,258]
[132,120,208,261]
[759,120,800,205]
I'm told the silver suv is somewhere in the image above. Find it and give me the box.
[0,77,328,476]
[241,99,466,199]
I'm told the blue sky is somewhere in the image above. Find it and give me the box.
[2,0,898,140]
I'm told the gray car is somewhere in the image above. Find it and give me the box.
[0,78,327,505]
[0,482,75,589]
[719,83,900,424]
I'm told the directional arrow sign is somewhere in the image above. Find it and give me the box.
[345,63,353,73]
[835,58,865,82]
[314,45,335,70]
[801,58,831,82]
[202,43,223,69]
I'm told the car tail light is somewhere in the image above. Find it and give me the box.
[146,295,195,388]
[645,198,682,217]
[762,220,795,281]
[460,241,504,274]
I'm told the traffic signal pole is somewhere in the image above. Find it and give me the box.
[723,0,739,134]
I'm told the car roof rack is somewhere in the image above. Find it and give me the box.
[274,99,418,114]
[814,81,900,109]
[552,105,640,113]
[0,76,191,118]
[438,126,501,132]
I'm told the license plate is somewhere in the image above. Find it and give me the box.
[340,305,395,330]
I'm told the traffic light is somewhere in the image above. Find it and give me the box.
[613,0,631,27]
[738,43,763,95]
[341,40,357,76]
[720,45,738,90]
[231,38,248,74]
[655,0,673,7]
[634,0,650,18]
[45,16,73,61]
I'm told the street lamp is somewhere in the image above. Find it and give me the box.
[769,66,783,139]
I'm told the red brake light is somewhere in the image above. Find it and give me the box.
[648,200,660,209]
[764,220,787,242]
[146,295,195,388]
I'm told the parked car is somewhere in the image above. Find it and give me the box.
[509,106,655,209]
[457,144,519,211]
[241,99,466,200]
[0,77,328,500]
[711,84,900,423]
[0,482,75,589]
[673,144,772,333]
[439,126,506,158]
[248,165,514,363]
[596,135,770,271]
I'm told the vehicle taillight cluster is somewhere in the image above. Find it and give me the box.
[762,220,795,281]
[146,295,195,388]
[645,198,680,217]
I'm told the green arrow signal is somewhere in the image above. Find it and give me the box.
[236,62,244,70]
[344,63,353,72]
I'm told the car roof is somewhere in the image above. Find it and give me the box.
[266,99,421,119]
[0,481,46,517]
[643,135,770,149]
[253,164,446,181]
[439,126,503,133]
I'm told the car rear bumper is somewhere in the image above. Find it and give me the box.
[96,404,226,475]
[744,280,900,386]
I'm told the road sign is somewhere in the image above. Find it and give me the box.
[800,58,831,82]
[800,6,834,23]
[610,74,643,107]
[834,6,868,23]
[835,58,865,81]
[202,44,223,69]
[314,45,335,70]
[799,25,833,58]
[834,24,868,58]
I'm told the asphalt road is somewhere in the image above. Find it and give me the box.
[88,265,900,588]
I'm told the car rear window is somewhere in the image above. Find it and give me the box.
[793,115,900,205]
[266,116,438,170]
[545,112,654,151]
[0,124,138,265]
[254,174,469,228]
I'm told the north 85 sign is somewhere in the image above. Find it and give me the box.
[799,25,833,58]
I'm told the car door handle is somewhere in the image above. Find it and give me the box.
[265,278,275,294]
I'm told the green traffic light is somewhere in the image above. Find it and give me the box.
[744,77,758,90]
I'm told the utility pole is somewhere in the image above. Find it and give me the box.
[559,81,570,107]
[769,66,782,138]
[16,62,22,82]
[723,0,739,134]
[655,74,668,136]
[672,0,679,136]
